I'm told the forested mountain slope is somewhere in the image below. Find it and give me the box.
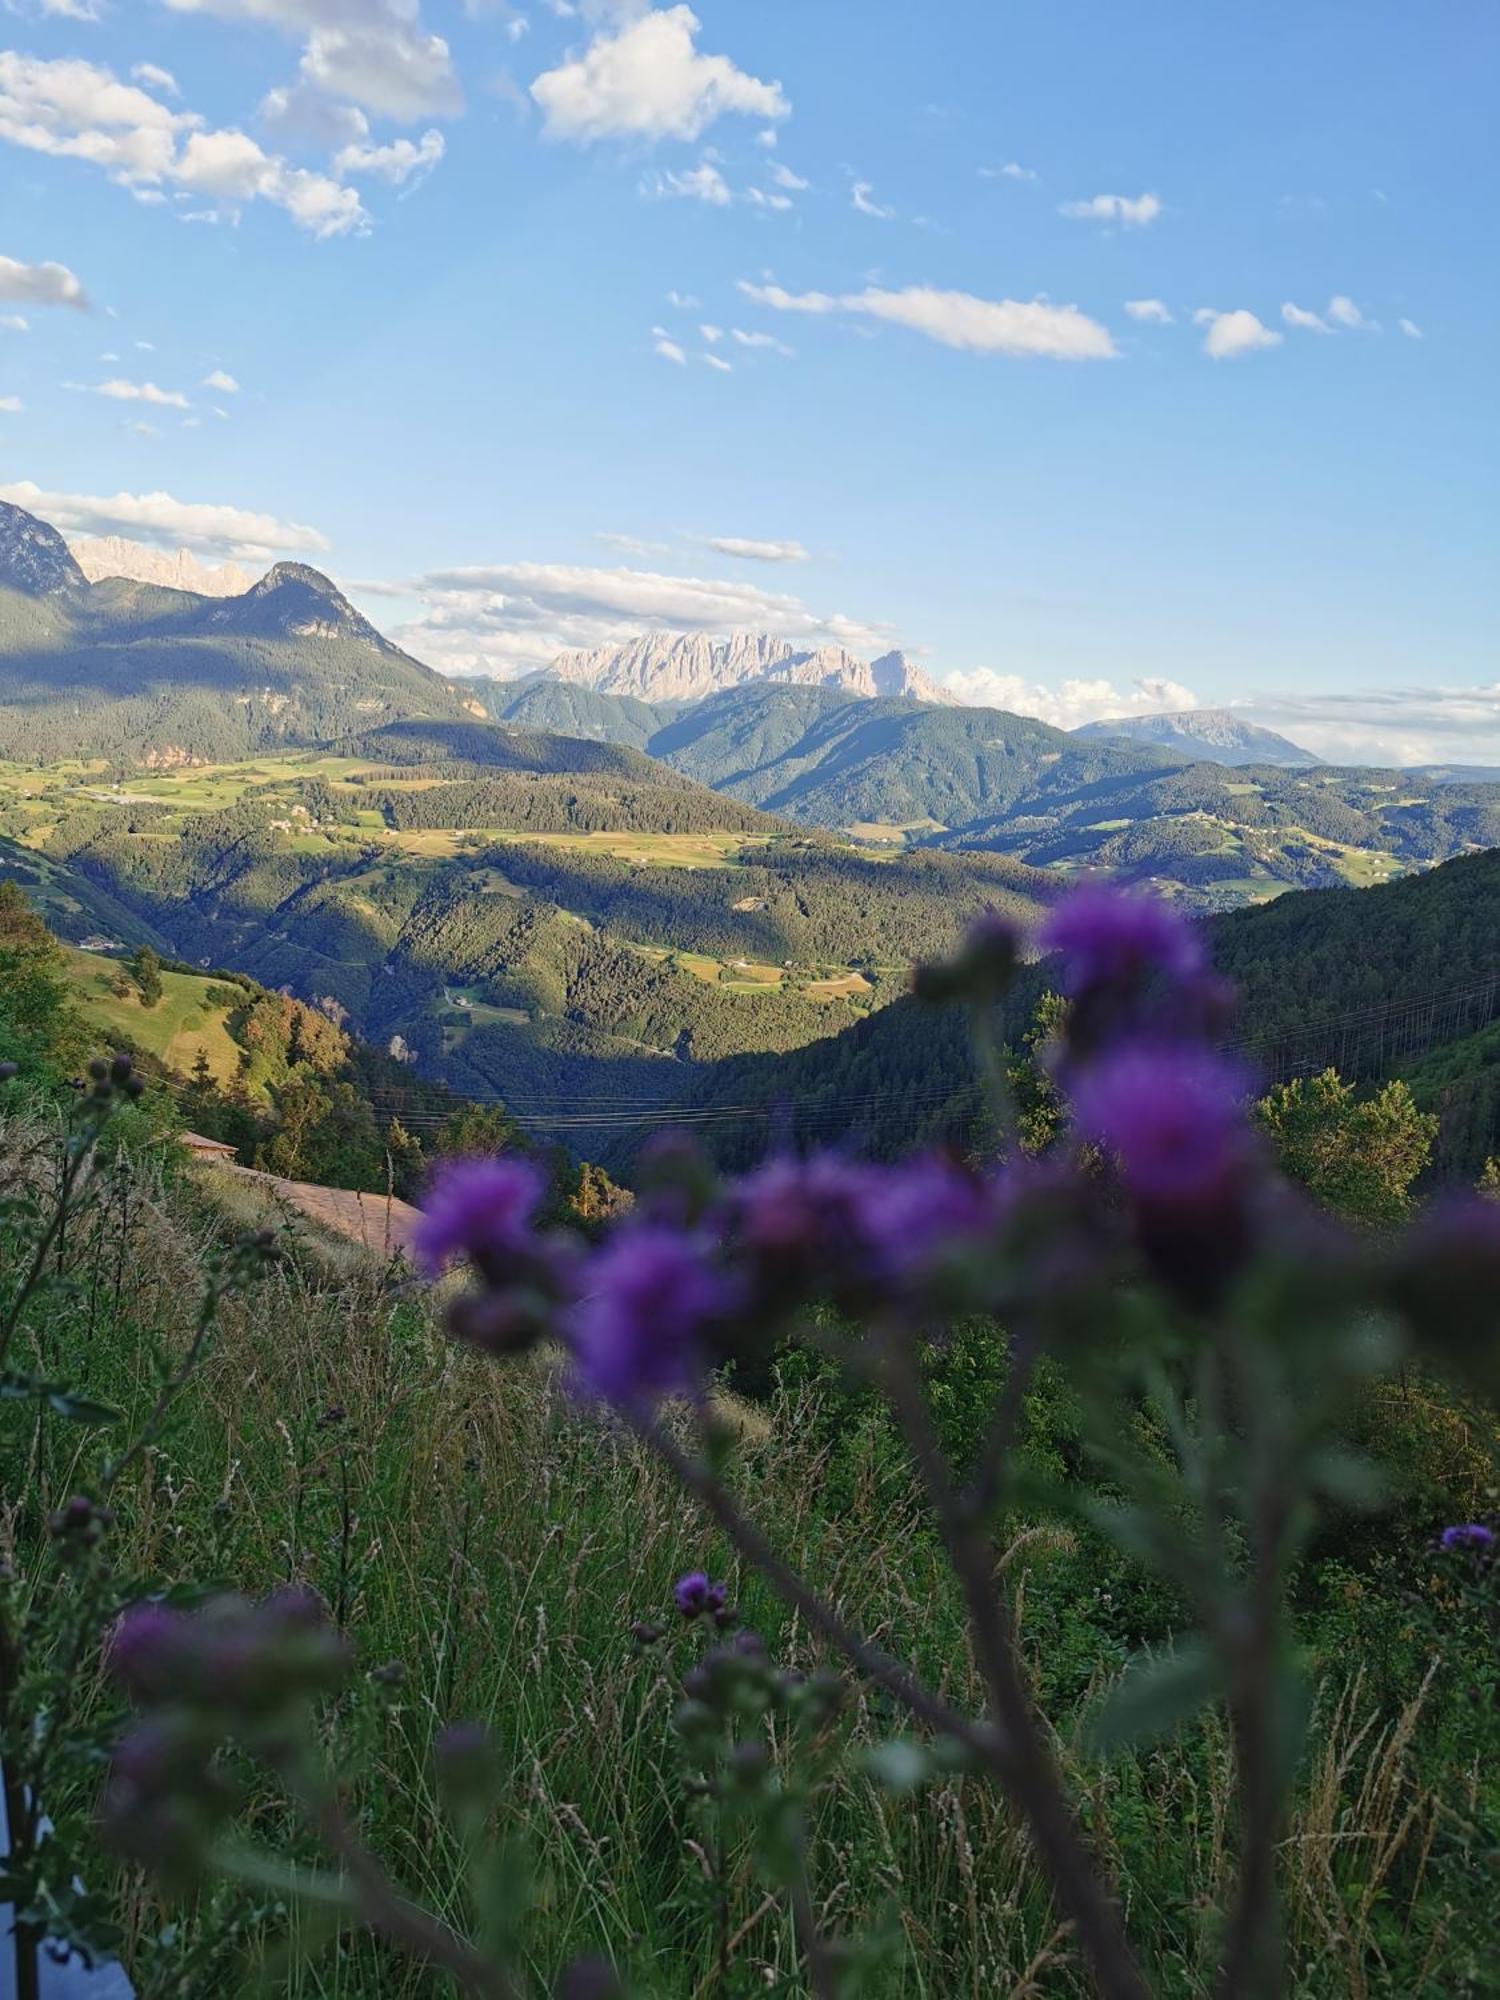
[660,849,1500,1175]
[0,501,469,762]
[1074,709,1321,767]
[460,674,1500,912]
[1,751,1050,1131]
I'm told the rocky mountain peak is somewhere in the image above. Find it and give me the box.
[0,501,87,598]
[1074,708,1321,769]
[869,649,953,704]
[545,629,955,706]
[68,534,253,598]
[210,562,392,650]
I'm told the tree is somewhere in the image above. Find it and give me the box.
[1256,1068,1437,1230]
[131,946,164,1010]
[384,1118,427,1203]
[0,882,79,1072]
[431,1102,525,1160]
[569,1161,634,1235]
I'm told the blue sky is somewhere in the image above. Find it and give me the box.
[0,0,1495,761]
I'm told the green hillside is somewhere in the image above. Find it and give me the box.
[461,677,1500,913]
[660,847,1500,1177]
[0,750,1050,1134]
[59,946,246,1085]
[0,503,469,763]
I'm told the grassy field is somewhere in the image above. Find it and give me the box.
[60,947,245,1084]
[7,1133,1493,1998]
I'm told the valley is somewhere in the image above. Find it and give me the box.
[2,492,1498,1170]
[0,742,1050,1147]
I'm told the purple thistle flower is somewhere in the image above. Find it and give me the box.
[1042,885,1205,997]
[1072,1045,1252,1207]
[730,1153,878,1265]
[1389,1194,1500,1367]
[109,1603,196,1702]
[569,1226,734,1408]
[1072,1043,1257,1302]
[855,1155,991,1278]
[416,1157,545,1278]
[674,1571,728,1618]
[1041,885,1233,1059]
[1440,1523,1495,1552]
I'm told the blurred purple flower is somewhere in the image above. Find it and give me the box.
[674,1571,728,1618]
[109,1603,195,1702]
[730,1153,877,1266]
[1072,1045,1252,1207]
[417,1157,545,1277]
[1072,1044,1257,1302]
[570,1226,733,1408]
[857,1155,991,1276]
[1440,1523,1495,1552]
[1042,885,1205,997]
[1042,885,1234,1058]
[1389,1193,1500,1366]
[728,1152,991,1302]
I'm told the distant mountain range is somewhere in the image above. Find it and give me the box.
[0,499,469,761]
[68,536,253,598]
[1075,708,1320,768]
[548,631,954,704]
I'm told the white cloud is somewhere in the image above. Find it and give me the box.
[596,529,671,556]
[703,535,808,563]
[701,352,732,372]
[1244,686,1500,768]
[391,556,886,677]
[1124,297,1172,324]
[162,0,461,121]
[738,280,1118,360]
[698,322,722,342]
[0,477,329,558]
[1327,292,1377,332]
[0,395,22,413]
[731,326,792,355]
[203,368,240,392]
[299,25,462,122]
[257,78,369,149]
[651,328,686,365]
[665,288,698,308]
[1281,300,1331,333]
[131,62,181,96]
[981,160,1036,182]
[767,160,806,191]
[531,4,789,144]
[1194,307,1282,359]
[1060,191,1161,228]
[0,53,368,237]
[88,377,192,407]
[0,253,88,310]
[743,185,791,211]
[851,179,894,219]
[939,669,1199,729]
[0,314,28,331]
[643,158,730,205]
[334,127,444,184]
[1398,317,1423,340]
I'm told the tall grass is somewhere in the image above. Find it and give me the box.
[9,1122,1495,1996]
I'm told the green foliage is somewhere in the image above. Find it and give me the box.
[0,878,81,1073]
[1256,1070,1437,1228]
[129,944,163,1010]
